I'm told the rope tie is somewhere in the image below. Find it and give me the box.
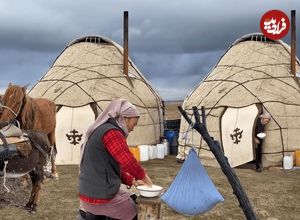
[2,160,10,193]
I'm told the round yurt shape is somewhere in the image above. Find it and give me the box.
[177,33,300,168]
[29,36,164,165]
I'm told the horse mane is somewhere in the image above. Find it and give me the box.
[21,95,35,129]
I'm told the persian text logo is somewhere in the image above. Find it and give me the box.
[260,10,290,40]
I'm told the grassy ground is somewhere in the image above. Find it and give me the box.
[1,156,300,219]
[1,101,299,219]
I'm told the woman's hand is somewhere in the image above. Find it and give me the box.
[132,178,145,186]
[255,138,260,144]
[132,173,153,187]
[141,173,153,186]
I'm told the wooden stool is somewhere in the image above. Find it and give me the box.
[137,196,161,220]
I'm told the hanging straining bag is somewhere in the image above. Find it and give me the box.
[161,149,224,216]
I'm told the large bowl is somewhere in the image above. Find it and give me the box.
[257,132,266,139]
[137,185,162,198]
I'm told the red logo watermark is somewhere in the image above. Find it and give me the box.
[260,10,290,40]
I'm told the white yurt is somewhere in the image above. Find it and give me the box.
[177,33,300,168]
[29,36,164,165]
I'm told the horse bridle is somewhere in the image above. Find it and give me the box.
[0,96,24,128]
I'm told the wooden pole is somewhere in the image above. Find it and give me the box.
[178,106,257,220]
[291,10,296,77]
[123,11,129,77]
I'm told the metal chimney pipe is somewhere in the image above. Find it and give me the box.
[291,10,296,77]
[123,11,129,77]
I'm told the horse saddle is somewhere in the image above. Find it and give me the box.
[0,131,31,160]
[0,123,22,137]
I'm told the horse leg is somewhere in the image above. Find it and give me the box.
[50,144,58,179]
[25,169,42,214]
[48,133,58,179]
[31,179,42,213]
[25,170,36,212]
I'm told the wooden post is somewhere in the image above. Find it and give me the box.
[137,196,161,220]
[178,106,257,220]
[123,11,129,77]
[291,10,296,77]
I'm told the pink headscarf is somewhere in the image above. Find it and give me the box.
[80,99,139,163]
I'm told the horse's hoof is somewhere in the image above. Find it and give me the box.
[25,203,38,214]
[30,205,38,214]
[25,203,32,212]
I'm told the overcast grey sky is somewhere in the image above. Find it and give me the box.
[0,0,299,100]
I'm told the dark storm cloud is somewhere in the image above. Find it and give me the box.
[0,49,56,91]
[131,50,225,100]
[0,0,299,100]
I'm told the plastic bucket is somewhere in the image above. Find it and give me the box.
[162,139,169,156]
[138,145,149,162]
[295,150,300,166]
[165,130,178,155]
[165,130,177,146]
[156,144,165,159]
[129,146,140,162]
[283,155,293,169]
[149,145,156,160]
[152,145,157,159]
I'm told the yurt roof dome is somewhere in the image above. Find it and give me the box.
[29,35,162,108]
[185,33,300,109]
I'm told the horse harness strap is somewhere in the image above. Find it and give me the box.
[0,132,8,146]
[23,134,49,159]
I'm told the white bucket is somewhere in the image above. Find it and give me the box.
[139,145,149,162]
[163,139,169,156]
[149,145,156,160]
[283,155,293,170]
[156,144,165,159]
[152,145,157,159]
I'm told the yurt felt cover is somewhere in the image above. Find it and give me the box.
[29,36,164,164]
[221,104,259,167]
[178,33,300,167]
[161,149,224,216]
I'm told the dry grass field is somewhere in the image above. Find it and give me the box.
[1,101,300,219]
[1,158,300,220]
[164,101,182,120]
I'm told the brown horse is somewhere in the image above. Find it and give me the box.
[0,84,57,177]
[0,129,51,213]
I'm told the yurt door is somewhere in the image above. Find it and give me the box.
[55,105,95,165]
[220,104,259,167]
